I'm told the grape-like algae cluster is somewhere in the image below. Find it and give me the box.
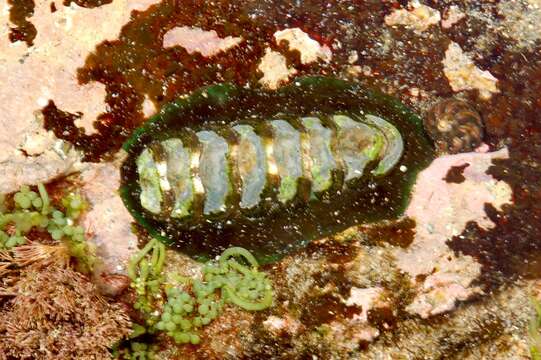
[0,184,92,270]
[127,240,273,347]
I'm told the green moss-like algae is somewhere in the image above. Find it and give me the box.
[120,76,434,264]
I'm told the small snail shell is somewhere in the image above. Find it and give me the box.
[424,99,484,154]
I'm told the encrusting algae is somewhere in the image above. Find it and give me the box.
[0,264,131,359]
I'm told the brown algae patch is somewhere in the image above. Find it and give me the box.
[7,0,37,46]
[63,0,113,8]
[443,163,469,183]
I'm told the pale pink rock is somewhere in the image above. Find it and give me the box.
[384,1,441,32]
[0,111,81,194]
[142,94,157,118]
[274,28,332,64]
[396,148,512,317]
[323,286,391,345]
[344,287,387,322]
[128,0,160,13]
[163,26,242,57]
[325,319,380,349]
[398,147,511,277]
[0,0,161,193]
[406,252,483,318]
[257,48,297,89]
[441,5,466,29]
[80,158,138,280]
[443,42,499,100]
[263,315,302,336]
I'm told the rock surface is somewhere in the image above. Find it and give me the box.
[1,0,538,358]
[397,147,512,317]
[257,48,297,89]
[0,0,162,194]
[274,28,331,64]
[384,1,441,33]
[163,27,242,57]
[79,158,138,281]
[443,42,500,100]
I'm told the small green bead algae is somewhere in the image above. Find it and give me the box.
[0,184,90,261]
[128,242,273,346]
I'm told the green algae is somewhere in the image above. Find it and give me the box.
[0,184,94,274]
[127,243,272,348]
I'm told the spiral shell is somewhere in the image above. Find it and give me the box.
[424,99,484,154]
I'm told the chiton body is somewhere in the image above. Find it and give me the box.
[121,77,434,263]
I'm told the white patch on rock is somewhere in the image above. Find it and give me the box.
[19,112,66,157]
[442,42,499,100]
[80,157,139,278]
[441,5,466,29]
[344,287,386,322]
[396,148,512,317]
[273,28,332,64]
[0,111,81,193]
[398,147,511,277]
[325,319,380,349]
[384,1,441,33]
[406,252,483,318]
[257,48,297,89]
[263,315,302,336]
[162,26,243,57]
[142,94,157,118]
[347,50,358,64]
[128,0,160,13]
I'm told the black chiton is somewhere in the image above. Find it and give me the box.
[120,77,435,263]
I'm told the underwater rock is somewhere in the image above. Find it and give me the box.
[258,48,297,89]
[263,315,302,337]
[273,28,332,64]
[365,283,531,359]
[120,77,434,262]
[496,1,541,51]
[399,147,511,277]
[405,251,483,318]
[163,26,243,57]
[0,0,161,193]
[384,1,441,33]
[80,159,139,286]
[424,98,484,154]
[441,5,466,29]
[442,42,499,100]
[324,318,380,349]
[344,287,389,323]
[396,147,512,317]
[0,112,80,194]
